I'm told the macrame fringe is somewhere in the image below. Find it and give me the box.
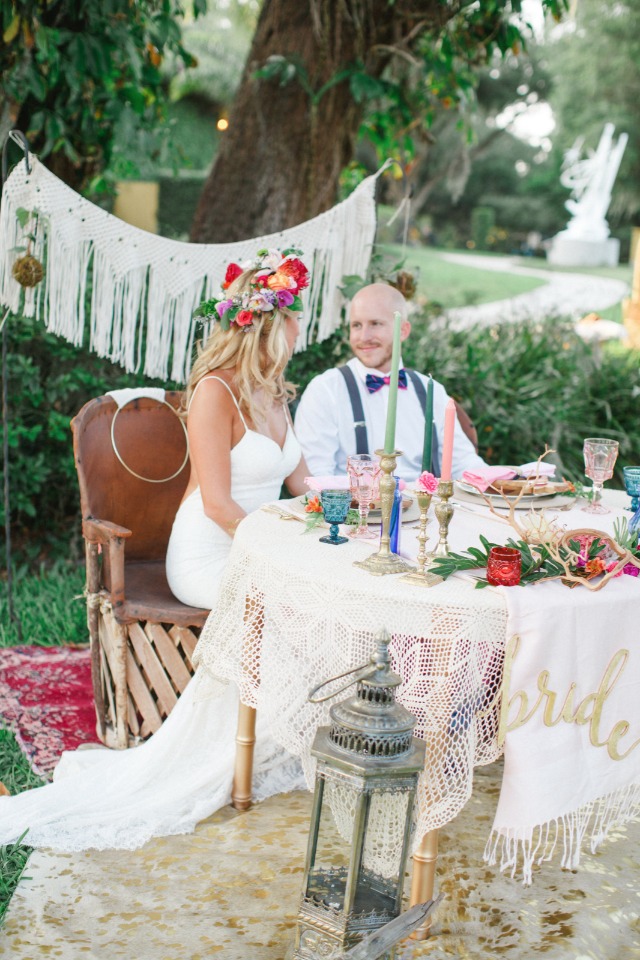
[484,779,640,885]
[0,157,384,382]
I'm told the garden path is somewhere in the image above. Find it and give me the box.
[439,253,629,331]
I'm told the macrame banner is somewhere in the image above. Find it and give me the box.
[0,157,383,382]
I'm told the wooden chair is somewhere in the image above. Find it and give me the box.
[71,392,209,749]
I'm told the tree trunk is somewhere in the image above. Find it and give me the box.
[191,0,438,242]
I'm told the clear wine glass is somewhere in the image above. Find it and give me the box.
[582,438,619,514]
[346,454,381,540]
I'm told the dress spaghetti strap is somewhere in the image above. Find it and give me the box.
[189,375,249,429]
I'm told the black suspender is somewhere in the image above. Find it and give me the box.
[406,369,426,408]
[338,365,439,473]
[338,365,369,454]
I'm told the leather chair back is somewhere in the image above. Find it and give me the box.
[71,393,190,562]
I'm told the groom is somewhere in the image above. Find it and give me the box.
[294,283,486,483]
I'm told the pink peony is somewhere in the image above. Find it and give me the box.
[416,471,439,495]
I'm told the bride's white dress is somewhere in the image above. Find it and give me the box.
[0,379,306,851]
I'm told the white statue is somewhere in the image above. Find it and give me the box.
[558,123,628,244]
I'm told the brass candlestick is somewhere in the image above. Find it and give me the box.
[432,479,454,558]
[353,448,414,576]
[400,492,443,587]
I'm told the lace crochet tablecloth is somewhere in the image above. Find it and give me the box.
[194,507,508,845]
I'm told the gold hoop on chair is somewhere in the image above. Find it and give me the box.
[110,398,189,483]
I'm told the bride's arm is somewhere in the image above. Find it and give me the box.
[187,377,247,537]
[284,453,311,498]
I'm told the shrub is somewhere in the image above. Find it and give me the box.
[404,314,640,485]
[470,206,496,251]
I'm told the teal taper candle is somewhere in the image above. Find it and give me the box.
[421,376,434,472]
[383,310,402,454]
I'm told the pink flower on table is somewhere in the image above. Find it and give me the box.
[416,471,439,495]
[623,563,640,577]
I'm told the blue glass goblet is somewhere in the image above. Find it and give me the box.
[623,466,640,513]
[319,489,352,545]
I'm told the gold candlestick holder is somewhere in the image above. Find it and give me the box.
[400,492,443,587]
[432,479,454,558]
[353,448,414,576]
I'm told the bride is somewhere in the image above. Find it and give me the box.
[0,250,312,852]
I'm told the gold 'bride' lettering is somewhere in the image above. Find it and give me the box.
[497,636,640,761]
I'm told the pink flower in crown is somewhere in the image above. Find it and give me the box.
[235,309,254,327]
[276,289,295,309]
[416,471,439,495]
[216,299,234,318]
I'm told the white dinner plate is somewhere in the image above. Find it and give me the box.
[455,479,559,504]
[453,483,573,511]
[367,496,420,524]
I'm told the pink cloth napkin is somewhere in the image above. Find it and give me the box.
[517,461,556,479]
[460,466,517,493]
[305,476,350,491]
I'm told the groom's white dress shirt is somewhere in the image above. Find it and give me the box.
[294,356,486,483]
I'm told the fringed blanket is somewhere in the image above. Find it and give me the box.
[0,157,383,382]
[486,572,640,883]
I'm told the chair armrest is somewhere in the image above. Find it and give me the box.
[83,517,132,543]
[82,517,131,608]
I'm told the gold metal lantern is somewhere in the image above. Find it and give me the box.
[293,629,426,960]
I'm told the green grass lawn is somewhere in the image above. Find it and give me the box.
[381,243,632,320]
[0,561,87,649]
[381,244,547,307]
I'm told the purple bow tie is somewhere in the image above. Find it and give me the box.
[365,369,408,394]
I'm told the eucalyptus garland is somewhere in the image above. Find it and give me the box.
[429,534,609,589]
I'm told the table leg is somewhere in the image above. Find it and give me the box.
[409,828,440,939]
[231,701,256,811]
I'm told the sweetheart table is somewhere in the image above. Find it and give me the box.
[193,487,639,929]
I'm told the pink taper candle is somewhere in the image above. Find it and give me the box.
[440,398,456,481]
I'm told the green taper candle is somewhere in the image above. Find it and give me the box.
[421,375,434,472]
[383,310,403,454]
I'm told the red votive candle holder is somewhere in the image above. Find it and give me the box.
[486,547,521,586]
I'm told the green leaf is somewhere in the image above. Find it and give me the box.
[16,209,30,229]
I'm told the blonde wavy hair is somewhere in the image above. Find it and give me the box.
[185,268,297,425]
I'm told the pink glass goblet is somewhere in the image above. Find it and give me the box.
[346,454,380,540]
[486,547,521,587]
[582,438,619,514]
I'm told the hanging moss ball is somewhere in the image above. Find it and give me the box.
[12,254,44,288]
[390,270,417,301]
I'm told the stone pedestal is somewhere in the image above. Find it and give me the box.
[547,235,620,268]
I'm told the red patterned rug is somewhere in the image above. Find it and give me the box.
[0,645,99,780]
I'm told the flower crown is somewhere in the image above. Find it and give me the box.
[194,247,309,332]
